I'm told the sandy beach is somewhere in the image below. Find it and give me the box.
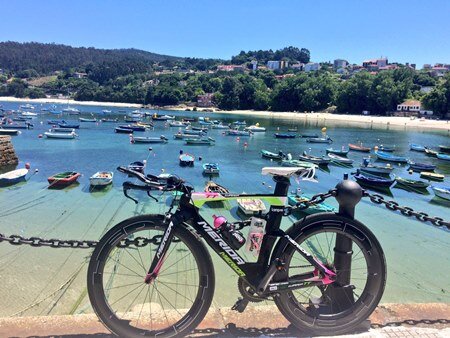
[1,96,449,132]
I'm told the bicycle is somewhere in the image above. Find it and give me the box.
[87,166,386,337]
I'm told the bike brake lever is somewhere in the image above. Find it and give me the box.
[124,188,138,204]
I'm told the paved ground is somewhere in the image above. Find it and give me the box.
[0,303,448,337]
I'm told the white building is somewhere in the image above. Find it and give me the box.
[266,60,289,70]
[334,59,348,69]
[304,62,321,72]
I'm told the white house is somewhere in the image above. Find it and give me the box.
[304,62,321,72]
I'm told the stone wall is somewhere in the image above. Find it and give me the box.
[0,136,19,167]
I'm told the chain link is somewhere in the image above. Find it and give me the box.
[285,189,337,215]
[362,190,450,229]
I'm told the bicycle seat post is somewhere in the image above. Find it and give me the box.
[273,175,290,196]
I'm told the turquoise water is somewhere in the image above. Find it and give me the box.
[0,101,449,317]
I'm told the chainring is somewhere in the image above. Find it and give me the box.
[237,277,265,302]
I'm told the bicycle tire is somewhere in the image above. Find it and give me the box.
[87,214,215,338]
[273,213,386,335]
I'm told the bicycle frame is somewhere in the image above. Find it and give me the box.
[145,176,336,294]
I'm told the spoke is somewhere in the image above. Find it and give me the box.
[123,247,147,273]
[136,286,151,327]
[158,252,192,275]
[159,266,198,278]
[109,283,146,308]
[154,281,184,318]
[122,283,146,317]
[157,280,195,303]
[154,281,171,328]
[107,281,143,291]
[107,256,144,278]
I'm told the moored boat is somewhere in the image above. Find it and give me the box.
[79,117,97,122]
[306,136,332,143]
[90,171,113,187]
[115,127,134,134]
[439,145,450,154]
[44,131,78,139]
[226,129,252,136]
[432,186,450,201]
[168,121,186,127]
[409,143,426,152]
[0,168,28,186]
[173,133,200,140]
[131,135,168,144]
[375,151,408,163]
[328,153,354,165]
[420,172,444,182]
[408,162,436,172]
[245,124,266,132]
[152,114,175,121]
[0,128,19,135]
[48,171,81,187]
[298,152,330,166]
[354,173,394,188]
[274,133,296,139]
[326,147,349,156]
[202,163,220,175]
[211,123,229,130]
[118,124,146,132]
[360,159,393,175]
[261,150,284,160]
[179,153,195,167]
[49,127,76,133]
[424,148,439,157]
[101,118,119,123]
[287,192,335,215]
[436,153,450,161]
[233,121,247,126]
[349,143,371,152]
[281,159,317,169]
[58,121,80,129]
[394,177,429,190]
[300,133,319,138]
[185,137,215,145]
[128,161,146,173]
[376,144,395,152]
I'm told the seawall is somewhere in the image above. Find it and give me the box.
[0,135,18,167]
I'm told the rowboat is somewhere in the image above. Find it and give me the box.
[1,123,32,129]
[420,172,444,182]
[90,171,113,187]
[354,173,394,188]
[436,153,450,161]
[62,107,80,114]
[202,163,220,175]
[152,114,175,121]
[21,111,37,117]
[274,133,296,139]
[261,150,284,160]
[185,137,215,145]
[281,160,317,169]
[128,161,145,173]
[131,136,168,143]
[0,168,28,186]
[58,121,80,129]
[233,121,247,126]
[408,162,436,172]
[237,198,266,215]
[409,143,426,152]
[199,121,213,126]
[47,119,62,125]
[377,145,395,152]
[300,133,319,138]
[0,128,19,135]
[136,122,154,128]
[102,109,112,114]
[173,133,200,140]
[50,128,76,133]
[191,126,209,132]
[204,181,229,194]
[245,124,266,132]
[439,145,450,154]
[432,186,450,201]
[184,129,206,136]
[179,153,195,167]
[124,117,141,123]
[44,131,77,139]
[101,118,119,122]
[287,192,335,215]
[48,172,81,187]
[375,151,408,163]
[326,147,349,156]
[298,152,330,166]
[360,159,393,175]
[79,117,97,122]
[424,148,439,157]
[118,124,146,132]
[168,121,186,127]
[306,136,332,143]
[394,177,429,189]
[328,153,354,165]
[226,130,252,136]
[349,143,371,152]
[115,127,134,134]
[287,127,298,132]
[211,124,229,129]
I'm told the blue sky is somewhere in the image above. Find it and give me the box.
[1,0,449,67]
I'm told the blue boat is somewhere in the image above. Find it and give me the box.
[354,173,394,188]
[58,120,80,129]
[0,168,28,187]
[408,162,436,172]
[409,143,426,152]
[274,133,296,139]
[48,119,62,125]
[115,127,134,134]
[375,151,408,163]
[377,144,395,152]
[436,153,450,161]
[118,124,146,132]
[202,163,220,175]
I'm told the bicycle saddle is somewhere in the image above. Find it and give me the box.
[261,167,316,181]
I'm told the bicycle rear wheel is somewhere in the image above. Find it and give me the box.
[273,213,386,335]
[87,214,215,338]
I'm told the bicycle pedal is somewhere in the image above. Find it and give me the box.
[232,298,249,313]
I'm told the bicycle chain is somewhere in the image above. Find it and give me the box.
[1,187,448,249]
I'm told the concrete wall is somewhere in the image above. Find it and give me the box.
[0,136,19,167]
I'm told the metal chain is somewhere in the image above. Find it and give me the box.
[362,190,450,230]
[285,189,337,215]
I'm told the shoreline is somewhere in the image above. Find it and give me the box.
[1,97,450,132]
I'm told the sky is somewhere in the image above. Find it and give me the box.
[1,0,449,67]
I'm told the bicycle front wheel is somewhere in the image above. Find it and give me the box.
[273,213,386,335]
[87,214,215,338]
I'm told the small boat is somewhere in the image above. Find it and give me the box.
[436,153,450,161]
[118,124,146,132]
[131,135,168,144]
[21,111,38,117]
[439,145,450,154]
[300,133,319,138]
[237,198,266,215]
[360,159,393,175]
[408,162,436,172]
[179,153,195,167]
[152,114,175,121]
[375,151,408,164]
[409,143,426,152]
[102,110,112,114]
[185,137,215,145]
[0,128,19,135]
[306,136,332,144]
[202,163,220,175]
[287,127,298,132]
[211,124,229,130]
[191,126,209,132]
[245,124,266,132]
[79,117,97,122]
[349,143,371,152]
[49,128,76,133]
[128,161,145,174]
[48,119,63,125]
[326,147,349,156]
[124,117,142,123]
[226,129,252,136]
[233,121,247,126]
[58,121,80,129]
[20,104,35,110]
[182,117,196,122]
[274,133,296,139]
[261,150,284,160]
[115,127,134,134]
[48,172,81,187]
[287,192,335,215]
[377,145,395,152]
[354,173,394,188]
[173,133,201,140]
[101,118,119,123]
[328,153,354,165]
[168,121,186,127]
[44,131,77,139]
[425,148,439,157]
[136,121,154,128]
[199,121,213,126]
[281,160,317,169]
[395,177,429,190]
[62,107,80,114]
[0,168,28,186]
[204,181,229,194]
[13,116,30,121]
[90,171,113,187]
[420,172,444,182]
[298,152,330,166]
[432,186,450,201]
[184,129,206,136]
[1,123,32,129]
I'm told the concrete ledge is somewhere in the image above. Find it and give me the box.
[0,303,448,337]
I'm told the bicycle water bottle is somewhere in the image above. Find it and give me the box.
[212,215,246,250]
[245,217,266,256]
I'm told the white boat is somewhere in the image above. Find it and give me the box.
[0,168,28,186]
[21,111,38,117]
[237,198,267,215]
[44,131,78,139]
[211,124,229,129]
[328,153,354,165]
[245,124,266,132]
[90,171,114,187]
[102,109,112,114]
[19,104,35,110]
[49,128,76,133]
[432,186,450,201]
[168,121,186,127]
[62,107,80,114]
[131,135,168,144]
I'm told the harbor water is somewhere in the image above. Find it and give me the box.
[0,101,449,317]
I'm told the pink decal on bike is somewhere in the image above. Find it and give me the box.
[144,255,166,284]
